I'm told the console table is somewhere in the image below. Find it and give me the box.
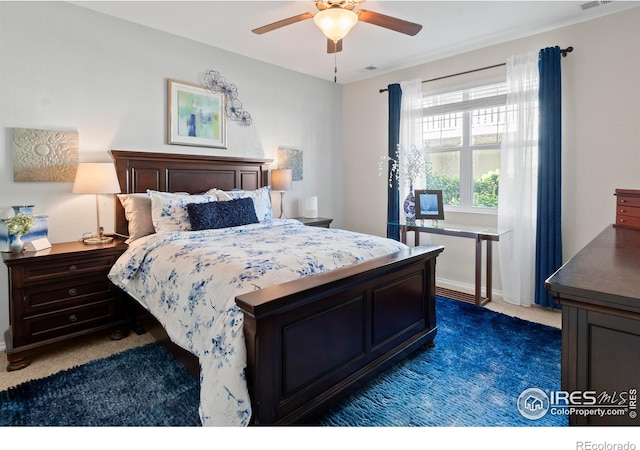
[546,225,640,426]
[391,221,510,306]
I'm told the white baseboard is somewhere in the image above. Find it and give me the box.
[0,341,5,353]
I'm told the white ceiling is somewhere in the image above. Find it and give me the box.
[72,1,640,84]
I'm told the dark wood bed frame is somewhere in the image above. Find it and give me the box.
[110,149,444,425]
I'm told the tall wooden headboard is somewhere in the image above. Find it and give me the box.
[110,150,273,236]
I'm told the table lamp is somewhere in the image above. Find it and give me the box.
[72,162,121,244]
[271,169,292,219]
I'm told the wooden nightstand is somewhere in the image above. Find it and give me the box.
[293,217,333,228]
[2,239,129,371]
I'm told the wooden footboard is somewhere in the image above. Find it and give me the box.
[236,245,443,425]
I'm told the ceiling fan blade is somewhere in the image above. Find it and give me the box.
[327,39,343,54]
[252,12,314,34]
[356,9,423,36]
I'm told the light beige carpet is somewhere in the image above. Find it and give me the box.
[0,331,155,391]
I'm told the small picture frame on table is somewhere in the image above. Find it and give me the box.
[415,190,445,222]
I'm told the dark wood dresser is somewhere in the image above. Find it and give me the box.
[2,240,129,371]
[546,225,640,425]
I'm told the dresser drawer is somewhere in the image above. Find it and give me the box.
[617,195,640,209]
[616,215,640,229]
[20,276,115,316]
[19,301,120,345]
[17,254,118,286]
[617,206,640,218]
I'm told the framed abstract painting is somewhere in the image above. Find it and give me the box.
[167,79,226,148]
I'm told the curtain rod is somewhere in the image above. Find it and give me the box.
[378,46,573,93]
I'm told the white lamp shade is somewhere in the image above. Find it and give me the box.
[313,7,358,42]
[72,163,121,194]
[271,169,293,191]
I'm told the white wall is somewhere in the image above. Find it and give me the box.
[343,8,640,298]
[0,2,343,350]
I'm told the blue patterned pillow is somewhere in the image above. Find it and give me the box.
[187,198,259,230]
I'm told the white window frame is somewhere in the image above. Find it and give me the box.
[422,79,507,214]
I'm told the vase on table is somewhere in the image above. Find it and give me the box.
[9,234,24,253]
[403,183,416,223]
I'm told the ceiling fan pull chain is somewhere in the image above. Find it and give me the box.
[334,41,338,83]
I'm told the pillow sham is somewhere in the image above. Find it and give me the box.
[148,190,222,232]
[187,197,259,231]
[220,186,272,222]
[117,193,154,244]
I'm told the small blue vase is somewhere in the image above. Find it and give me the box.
[403,184,416,223]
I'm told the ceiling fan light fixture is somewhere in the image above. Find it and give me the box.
[313,7,358,42]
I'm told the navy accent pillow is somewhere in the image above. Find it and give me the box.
[187,198,259,230]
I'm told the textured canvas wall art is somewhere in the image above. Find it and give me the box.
[278,147,303,181]
[13,128,79,182]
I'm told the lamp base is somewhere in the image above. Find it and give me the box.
[82,236,113,245]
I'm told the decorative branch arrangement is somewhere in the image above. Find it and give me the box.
[378,144,429,188]
[203,70,252,127]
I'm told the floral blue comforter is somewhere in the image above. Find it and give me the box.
[108,219,407,426]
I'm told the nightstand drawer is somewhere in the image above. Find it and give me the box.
[20,301,119,344]
[18,254,117,285]
[21,276,115,315]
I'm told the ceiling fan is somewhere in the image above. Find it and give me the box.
[252,0,423,54]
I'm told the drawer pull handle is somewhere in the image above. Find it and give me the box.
[620,209,626,213]
[68,264,77,272]
[621,219,625,222]
[68,288,78,296]
[69,314,78,322]
[620,199,627,203]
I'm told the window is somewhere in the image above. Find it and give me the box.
[422,82,506,211]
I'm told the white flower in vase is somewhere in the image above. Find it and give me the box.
[378,145,429,223]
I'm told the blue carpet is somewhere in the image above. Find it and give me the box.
[0,297,565,426]
[315,296,566,426]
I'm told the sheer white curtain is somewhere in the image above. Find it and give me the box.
[399,79,424,199]
[498,51,539,307]
[399,79,429,244]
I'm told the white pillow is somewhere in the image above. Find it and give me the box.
[219,186,272,221]
[148,190,221,232]
[117,193,154,243]
[206,188,232,201]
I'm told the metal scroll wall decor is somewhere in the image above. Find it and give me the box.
[203,70,252,127]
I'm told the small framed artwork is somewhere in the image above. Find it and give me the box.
[167,79,226,148]
[415,190,445,220]
[278,147,303,181]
